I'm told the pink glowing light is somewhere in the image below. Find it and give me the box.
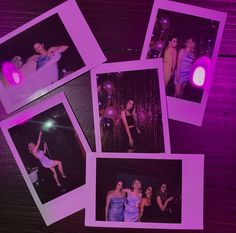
[192,66,206,87]
[12,72,21,84]
[103,80,114,93]
[2,61,21,85]
[190,56,211,88]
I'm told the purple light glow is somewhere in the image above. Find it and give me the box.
[104,106,117,119]
[192,66,206,87]
[154,40,164,50]
[190,56,211,88]
[2,61,21,85]
[12,72,21,84]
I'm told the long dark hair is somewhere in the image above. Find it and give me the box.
[142,185,153,198]
[112,179,125,190]
[124,98,135,113]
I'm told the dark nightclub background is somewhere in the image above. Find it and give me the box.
[96,158,182,223]
[97,69,164,153]
[0,0,235,233]
[8,103,86,204]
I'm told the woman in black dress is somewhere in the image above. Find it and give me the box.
[121,99,140,152]
[139,186,154,222]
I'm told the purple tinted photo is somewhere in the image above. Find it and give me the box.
[0,0,106,113]
[141,0,226,125]
[85,152,204,229]
[0,92,91,225]
[91,59,170,153]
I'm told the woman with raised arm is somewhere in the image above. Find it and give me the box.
[28,130,67,187]
[156,183,174,221]
[105,180,126,221]
[27,42,69,69]
[123,179,142,222]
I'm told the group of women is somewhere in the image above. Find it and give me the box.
[163,37,196,98]
[105,179,175,223]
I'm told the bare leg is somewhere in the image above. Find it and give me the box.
[179,82,187,98]
[53,160,67,178]
[49,167,62,187]
[173,83,181,98]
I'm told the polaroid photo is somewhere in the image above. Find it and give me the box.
[91,59,170,153]
[0,92,91,225]
[141,0,227,126]
[0,0,106,114]
[85,152,204,229]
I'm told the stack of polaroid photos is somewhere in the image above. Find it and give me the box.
[0,0,226,230]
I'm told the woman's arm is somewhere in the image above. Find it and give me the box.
[138,198,146,222]
[121,110,133,147]
[48,45,69,56]
[33,130,42,153]
[105,193,111,221]
[171,49,177,74]
[26,54,38,63]
[175,49,184,82]
[43,142,47,154]
[122,188,131,194]
[132,107,141,134]
[156,196,174,212]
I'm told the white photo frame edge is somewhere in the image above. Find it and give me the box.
[90,59,171,153]
[0,0,106,114]
[0,92,91,226]
[85,152,204,229]
[140,0,227,126]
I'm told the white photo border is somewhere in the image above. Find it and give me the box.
[91,59,171,153]
[141,0,227,126]
[0,92,91,226]
[85,152,204,229]
[0,0,106,114]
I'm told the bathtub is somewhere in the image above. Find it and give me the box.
[28,167,39,184]
[0,52,61,105]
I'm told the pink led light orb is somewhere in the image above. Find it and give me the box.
[2,61,21,85]
[12,72,21,84]
[192,66,206,87]
[190,56,211,88]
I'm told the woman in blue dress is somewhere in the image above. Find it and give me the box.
[174,38,196,98]
[123,179,142,222]
[28,130,67,187]
[27,42,68,69]
[105,180,126,221]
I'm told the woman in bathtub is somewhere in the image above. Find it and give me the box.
[27,42,69,69]
[9,42,68,80]
[28,130,67,187]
